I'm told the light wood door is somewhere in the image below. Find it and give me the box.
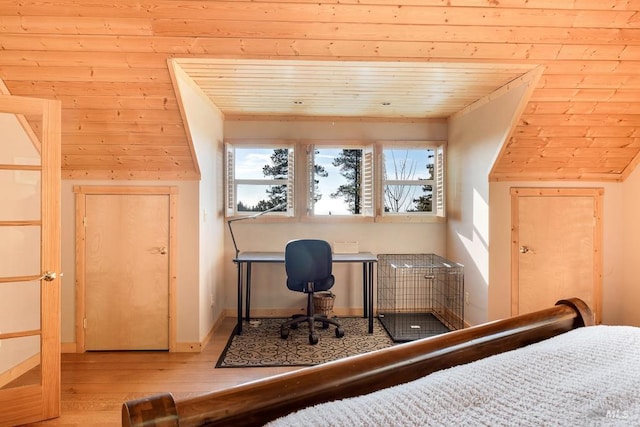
[0,96,61,425]
[511,188,602,322]
[84,193,170,350]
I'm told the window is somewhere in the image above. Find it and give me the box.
[381,143,445,217]
[225,140,445,221]
[307,145,374,216]
[225,143,294,217]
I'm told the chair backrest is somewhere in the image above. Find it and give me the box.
[285,239,333,290]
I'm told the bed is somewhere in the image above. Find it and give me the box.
[122,298,640,426]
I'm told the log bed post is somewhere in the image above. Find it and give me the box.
[122,298,593,427]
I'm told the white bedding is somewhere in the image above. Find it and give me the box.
[267,325,640,426]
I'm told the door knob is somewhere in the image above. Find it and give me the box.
[159,247,167,255]
[519,246,530,254]
[40,271,57,281]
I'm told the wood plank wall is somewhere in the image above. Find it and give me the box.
[0,1,639,181]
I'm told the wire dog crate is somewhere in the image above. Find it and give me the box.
[377,254,464,342]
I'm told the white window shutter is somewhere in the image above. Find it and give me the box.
[286,146,295,216]
[306,145,315,215]
[362,145,374,217]
[436,144,445,218]
[225,143,235,217]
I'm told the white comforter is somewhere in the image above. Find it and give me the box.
[267,325,640,426]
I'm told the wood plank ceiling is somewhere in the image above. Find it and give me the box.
[0,1,639,181]
[174,59,536,119]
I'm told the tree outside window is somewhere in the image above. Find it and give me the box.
[383,148,435,213]
[232,146,291,213]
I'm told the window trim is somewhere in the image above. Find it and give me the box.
[225,140,295,219]
[376,140,446,222]
[224,139,446,223]
[304,141,375,219]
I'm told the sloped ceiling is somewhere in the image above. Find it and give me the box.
[0,1,638,181]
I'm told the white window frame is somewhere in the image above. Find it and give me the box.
[304,142,374,220]
[377,141,446,222]
[224,139,445,223]
[225,141,295,218]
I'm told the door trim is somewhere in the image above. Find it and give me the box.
[510,187,603,322]
[74,186,178,352]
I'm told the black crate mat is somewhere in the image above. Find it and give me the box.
[378,312,451,342]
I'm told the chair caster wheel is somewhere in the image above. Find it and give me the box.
[335,327,344,338]
[321,321,330,329]
[291,323,299,330]
[281,329,289,339]
[309,334,319,345]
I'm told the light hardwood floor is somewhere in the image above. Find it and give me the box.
[27,318,298,426]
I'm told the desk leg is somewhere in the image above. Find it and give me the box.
[362,263,368,319]
[368,261,374,333]
[245,263,252,321]
[236,262,244,335]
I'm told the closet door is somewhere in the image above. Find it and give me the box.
[511,188,602,322]
[0,96,61,425]
[75,186,177,352]
[86,193,169,350]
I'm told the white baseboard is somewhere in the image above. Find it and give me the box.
[224,307,367,318]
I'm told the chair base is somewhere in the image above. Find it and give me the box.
[280,314,344,344]
[280,293,345,345]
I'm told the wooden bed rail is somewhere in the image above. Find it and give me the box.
[122,298,593,427]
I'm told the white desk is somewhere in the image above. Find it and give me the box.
[233,251,377,335]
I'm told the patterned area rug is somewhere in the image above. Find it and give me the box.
[216,317,395,367]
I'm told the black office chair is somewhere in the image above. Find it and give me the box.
[280,239,345,345]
